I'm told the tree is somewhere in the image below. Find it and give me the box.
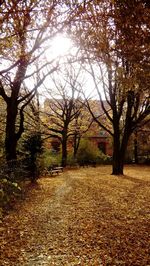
[70,0,150,174]
[71,104,93,158]
[0,0,82,162]
[114,0,150,70]
[42,64,87,167]
[0,97,6,154]
[130,120,150,164]
[22,88,41,136]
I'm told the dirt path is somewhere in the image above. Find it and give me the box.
[1,166,150,265]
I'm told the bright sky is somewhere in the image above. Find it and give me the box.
[0,33,101,102]
[41,34,100,101]
[50,34,73,58]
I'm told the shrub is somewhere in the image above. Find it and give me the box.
[22,133,43,182]
[42,150,61,168]
[67,152,78,167]
[23,133,43,157]
[0,178,21,211]
[76,139,108,166]
[0,160,23,216]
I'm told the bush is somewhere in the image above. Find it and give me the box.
[0,160,24,216]
[42,150,62,169]
[0,178,21,211]
[138,155,150,165]
[67,152,78,167]
[76,139,108,166]
[22,133,43,182]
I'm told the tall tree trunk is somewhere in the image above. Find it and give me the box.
[73,133,80,159]
[112,127,125,175]
[61,135,67,167]
[134,131,138,164]
[112,151,124,175]
[112,128,131,175]
[112,138,124,175]
[5,102,18,162]
[112,122,124,175]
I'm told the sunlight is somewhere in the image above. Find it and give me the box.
[49,34,73,58]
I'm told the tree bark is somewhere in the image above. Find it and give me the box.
[5,101,18,161]
[61,134,67,167]
[112,135,124,175]
[112,127,131,175]
[134,131,139,164]
[112,147,125,175]
[73,133,80,159]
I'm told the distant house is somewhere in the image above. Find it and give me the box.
[88,128,112,156]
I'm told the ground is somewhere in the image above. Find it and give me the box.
[0,165,150,266]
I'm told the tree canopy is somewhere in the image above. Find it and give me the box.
[0,0,80,161]
[69,0,150,174]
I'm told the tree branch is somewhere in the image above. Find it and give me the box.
[0,80,9,103]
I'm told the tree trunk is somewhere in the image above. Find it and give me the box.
[61,135,67,167]
[112,126,125,175]
[112,141,124,175]
[111,123,124,175]
[112,150,124,175]
[5,102,18,162]
[134,131,138,164]
[112,128,131,175]
[73,133,80,159]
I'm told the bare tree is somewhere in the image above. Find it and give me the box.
[42,63,91,166]
[71,103,93,159]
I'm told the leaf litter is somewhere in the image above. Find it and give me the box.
[0,165,150,265]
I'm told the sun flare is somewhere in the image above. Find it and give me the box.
[50,35,73,58]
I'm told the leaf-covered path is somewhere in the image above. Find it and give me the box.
[1,166,150,265]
